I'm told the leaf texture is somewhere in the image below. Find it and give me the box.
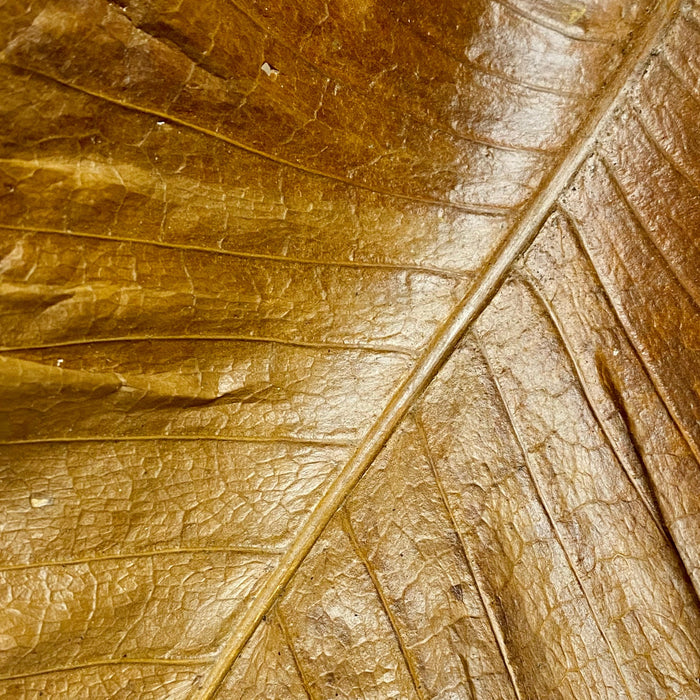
[0,0,699,697]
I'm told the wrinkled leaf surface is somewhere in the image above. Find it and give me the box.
[1,0,700,697]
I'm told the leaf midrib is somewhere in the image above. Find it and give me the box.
[135,0,681,695]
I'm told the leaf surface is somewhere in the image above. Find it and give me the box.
[1,0,699,697]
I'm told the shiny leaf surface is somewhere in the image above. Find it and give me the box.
[1,0,699,697]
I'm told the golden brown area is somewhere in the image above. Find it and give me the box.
[1,0,700,697]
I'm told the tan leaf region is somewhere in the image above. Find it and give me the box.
[1,0,699,697]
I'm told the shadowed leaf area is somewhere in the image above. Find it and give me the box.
[1,0,700,697]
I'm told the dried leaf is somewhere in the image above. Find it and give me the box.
[1,0,699,697]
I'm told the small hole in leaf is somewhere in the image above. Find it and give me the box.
[450,583,464,602]
[30,495,54,508]
[261,61,279,79]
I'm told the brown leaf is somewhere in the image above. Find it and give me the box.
[1,0,699,697]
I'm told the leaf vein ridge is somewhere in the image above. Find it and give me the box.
[275,608,315,700]
[0,546,281,575]
[413,414,521,700]
[0,657,213,683]
[341,507,426,700]
[491,0,610,43]
[0,65,516,215]
[559,201,700,465]
[596,152,700,310]
[516,266,668,534]
[472,335,635,700]
[0,224,470,280]
[1,335,416,358]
